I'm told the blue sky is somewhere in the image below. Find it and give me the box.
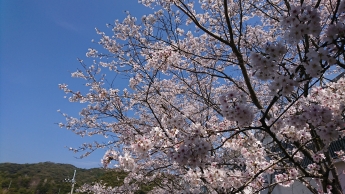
[0,0,151,169]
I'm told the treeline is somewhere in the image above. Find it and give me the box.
[0,162,128,194]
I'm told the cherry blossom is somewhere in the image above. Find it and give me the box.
[60,0,345,193]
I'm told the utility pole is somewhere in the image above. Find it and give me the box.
[64,170,76,194]
[7,179,12,190]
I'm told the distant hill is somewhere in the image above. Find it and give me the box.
[0,162,128,194]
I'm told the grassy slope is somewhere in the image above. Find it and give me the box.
[0,162,125,194]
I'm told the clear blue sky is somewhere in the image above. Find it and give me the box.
[0,0,151,169]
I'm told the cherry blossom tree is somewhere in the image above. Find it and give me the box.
[59,0,345,193]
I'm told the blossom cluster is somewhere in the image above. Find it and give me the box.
[169,135,211,167]
[283,104,342,145]
[118,152,136,171]
[269,75,297,96]
[145,47,179,72]
[167,124,211,167]
[281,4,321,42]
[101,150,118,168]
[250,43,286,81]
[219,91,254,127]
[131,135,153,155]
[274,168,299,187]
[164,116,185,129]
[304,49,336,77]
[307,163,320,175]
[325,22,345,40]
[77,180,139,194]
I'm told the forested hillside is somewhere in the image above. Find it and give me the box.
[0,162,127,194]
